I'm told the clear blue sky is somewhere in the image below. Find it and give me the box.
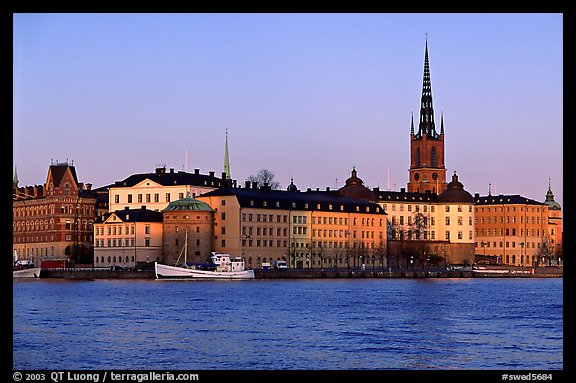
[13,13,563,208]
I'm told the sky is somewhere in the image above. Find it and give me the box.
[13,13,563,208]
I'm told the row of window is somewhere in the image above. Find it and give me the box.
[13,220,93,232]
[95,255,135,264]
[391,215,473,226]
[476,228,544,237]
[13,204,95,217]
[392,230,473,241]
[114,192,186,204]
[94,225,150,236]
[95,238,151,247]
[476,241,542,249]
[476,206,544,213]
[477,216,545,224]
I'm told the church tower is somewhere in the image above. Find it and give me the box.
[407,34,447,194]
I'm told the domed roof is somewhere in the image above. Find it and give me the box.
[544,183,561,210]
[287,178,298,192]
[437,172,474,203]
[163,197,214,211]
[338,167,376,202]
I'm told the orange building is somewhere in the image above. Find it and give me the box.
[474,194,550,267]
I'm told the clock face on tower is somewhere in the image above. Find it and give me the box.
[414,173,419,181]
[432,173,438,180]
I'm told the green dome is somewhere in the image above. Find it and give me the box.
[163,197,214,211]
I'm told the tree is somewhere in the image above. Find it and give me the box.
[246,168,280,189]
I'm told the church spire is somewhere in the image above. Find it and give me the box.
[224,129,231,180]
[416,32,439,139]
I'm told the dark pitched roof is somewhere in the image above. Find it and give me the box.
[110,168,224,188]
[49,164,78,187]
[474,194,545,206]
[201,187,386,215]
[374,190,437,203]
[95,207,163,224]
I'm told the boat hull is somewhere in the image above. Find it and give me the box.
[155,262,255,280]
[13,267,42,278]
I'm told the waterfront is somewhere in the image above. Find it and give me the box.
[13,278,562,370]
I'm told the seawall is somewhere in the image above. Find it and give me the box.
[39,267,562,279]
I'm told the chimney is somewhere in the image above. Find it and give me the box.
[155,167,166,175]
[86,183,92,191]
[400,187,406,193]
[326,187,330,191]
[245,180,251,189]
[222,172,227,180]
[209,171,215,177]
[170,168,174,173]
[474,193,480,198]
[194,168,200,175]
[252,181,258,189]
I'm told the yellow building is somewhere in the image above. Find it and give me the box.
[93,207,163,268]
[107,166,229,212]
[197,181,387,269]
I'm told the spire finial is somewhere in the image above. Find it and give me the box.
[410,111,414,134]
[224,129,231,180]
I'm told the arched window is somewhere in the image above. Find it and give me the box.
[431,147,437,167]
[416,148,421,167]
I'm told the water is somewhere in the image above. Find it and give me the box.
[13,278,563,370]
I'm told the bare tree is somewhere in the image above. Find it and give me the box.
[246,168,280,190]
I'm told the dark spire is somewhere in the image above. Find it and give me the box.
[416,33,439,139]
[440,111,444,134]
[410,111,414,135]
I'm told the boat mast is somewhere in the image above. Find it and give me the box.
[184,230,188,266]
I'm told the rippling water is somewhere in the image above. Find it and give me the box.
[13,278,562,370]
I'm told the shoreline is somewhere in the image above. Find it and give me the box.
[34,267,563,280]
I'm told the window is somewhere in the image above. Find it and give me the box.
[145,225,150,234]
[166,193,170,202]
[115,195,120,203]
[154,193,159,202]
[138,194,143,203]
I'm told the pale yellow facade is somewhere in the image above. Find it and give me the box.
[93,211,163,268]
[109,180,216,212]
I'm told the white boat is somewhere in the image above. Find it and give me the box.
[13,260,41,278]
[154,231,254,280]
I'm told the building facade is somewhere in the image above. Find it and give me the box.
[473,194,549,267]
[162,197,215,266]
[197,182,387,269]
[107,166,231,212]
[13,162,102,266]
[93,207,163,268]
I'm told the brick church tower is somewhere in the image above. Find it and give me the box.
[407,34,447,194]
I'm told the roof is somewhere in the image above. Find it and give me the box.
[95,207,163,224]
[163,197,214,212]
[48,164,79,187]
[375,190,437,203]
[474,194,545,206]
[109,167,224,188]
[437,172,474,203]
[201,187,386,215]
[337,167,377,202]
